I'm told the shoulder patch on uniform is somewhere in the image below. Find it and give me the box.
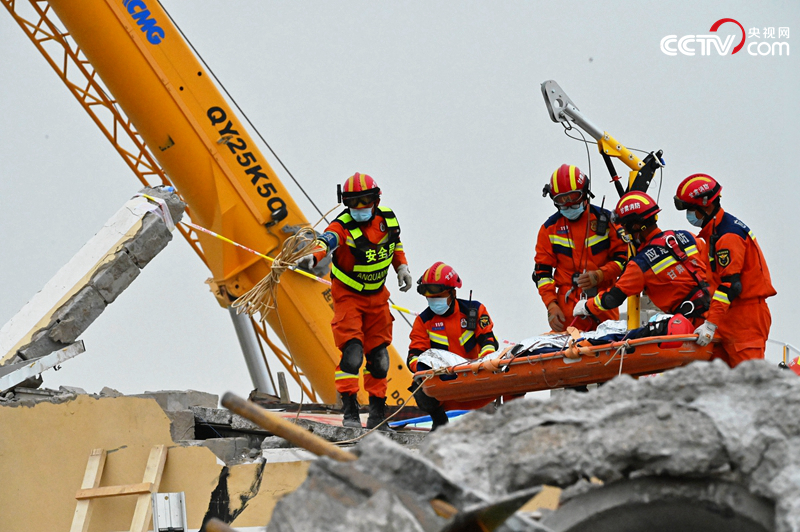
[479,314,491,328]
[716,249,731,267]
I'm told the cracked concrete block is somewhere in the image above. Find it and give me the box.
[201,437,252,464]
[261,436,294,450]
[48,287,106,344]
[99,387,123,397]
[90,250,140,304]
[138,390,218,411]
[17,328,65,361]
[140,186,186,223]
[190,406,232,425]
[124,213,173,268]
[166,410,196,441]
[231,414,263,432]
[58,386,87,395]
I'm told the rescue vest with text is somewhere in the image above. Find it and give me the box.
[329,206,401,294]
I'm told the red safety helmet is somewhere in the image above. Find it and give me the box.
[417,261,462,296]
[614,191,661,231]
[543,164,591,207]
[339,172,381,207]
[659,314,695,348]
[674,174,722,210]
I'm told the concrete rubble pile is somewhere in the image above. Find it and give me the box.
[267,360,800,532]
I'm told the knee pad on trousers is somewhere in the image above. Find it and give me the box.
[366,344,390,379]
[340,340,364,375]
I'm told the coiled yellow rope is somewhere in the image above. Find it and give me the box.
[231,226,319,321]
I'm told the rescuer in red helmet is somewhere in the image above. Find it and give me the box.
[673,174,776,367]
[298,172,413,430]
[573,191,710,323]
[533,164,628,332]
[407,262,498,430]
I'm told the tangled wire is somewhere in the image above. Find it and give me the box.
[231,226,319,322]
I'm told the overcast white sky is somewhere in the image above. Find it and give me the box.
[1,1,797,399]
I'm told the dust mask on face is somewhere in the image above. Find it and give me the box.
[686,210,704,227]
[559,203,585,221]
[350,207,373,223]
[428,297,450,315]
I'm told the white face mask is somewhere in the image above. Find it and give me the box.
[559,203,585,221]
[686,210,704,227]
[350,206,373,223]
[427,297,450,315]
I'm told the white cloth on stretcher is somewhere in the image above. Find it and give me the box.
[417,320,630,370]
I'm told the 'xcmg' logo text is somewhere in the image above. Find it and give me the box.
[122,0,166,45]
[661,18,790,56]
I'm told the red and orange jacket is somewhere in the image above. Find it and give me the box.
[698,208,776,325]
[533,205,628,307]
[587,228,707,316]
[313,206,408,297]
[407,299,498,372]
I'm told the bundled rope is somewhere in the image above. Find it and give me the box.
[232,226,319,321]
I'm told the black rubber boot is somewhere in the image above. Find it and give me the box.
[429,406,450,432]
[340,392,362,428]
[366,396,394,432]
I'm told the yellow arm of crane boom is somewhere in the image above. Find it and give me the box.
[6,0,413,404]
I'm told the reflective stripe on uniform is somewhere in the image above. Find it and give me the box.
[549,234,575,248]
[651,256,677,275]
[335,370,359,381]
[331,264,385,292]
[479,344,495,357]
[428,331,449,346]
[685,245,698,257]
[353,256,393,272]
[459,330,475,347]
[585,233,609,247]
[537,277,555,289]
[594,294,608,311]
[713,290,731,305]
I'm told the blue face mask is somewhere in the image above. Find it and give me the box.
[559,203,585,221]
[686,210,704,227]
[350,206,373,223]
[427,297,450,315]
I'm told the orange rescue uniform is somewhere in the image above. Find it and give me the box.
[312,206,408,398]
[407,299,498,372]
[587,228,708,319]
[698,208,776,367]
[534,205,628,329]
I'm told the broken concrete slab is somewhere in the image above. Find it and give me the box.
[99,386,123,397]
[166,410,196,441]
[190,405,232,425]
[123,212,173,268]
[90,249,140,304]
[200,437,254,464]
[266,434,546,532]
[48,286,107,344]
[137,390,218,411]
[0,187,185,367]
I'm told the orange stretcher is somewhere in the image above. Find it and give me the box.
[418,335,715,406]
